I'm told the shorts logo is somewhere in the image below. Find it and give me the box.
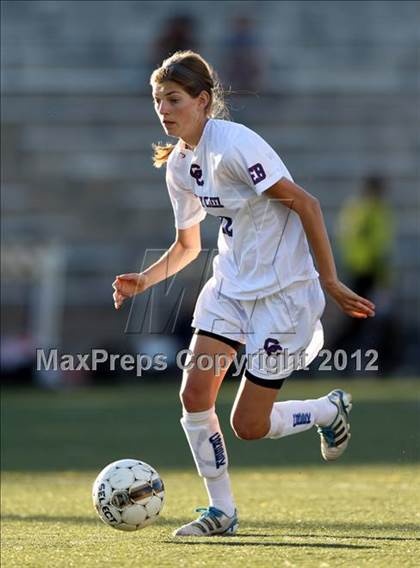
[190,163,204,186]
[264,338,283,355]
[293,412,311,427]
[209,432,226,468]
[248,163,266,184]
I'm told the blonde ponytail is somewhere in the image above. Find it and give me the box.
[152,143,175,168]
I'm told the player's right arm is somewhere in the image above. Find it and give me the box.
[112,222,201,310]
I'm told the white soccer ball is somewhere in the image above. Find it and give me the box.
[92,458,165,531]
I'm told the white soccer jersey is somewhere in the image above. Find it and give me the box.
[166,119,318,300]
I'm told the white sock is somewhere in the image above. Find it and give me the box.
[204,472,235,517]
[265,396,337,439]
[181,407,235,517]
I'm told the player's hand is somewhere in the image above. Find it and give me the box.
[323,279,375,318]
[112,273,149,310]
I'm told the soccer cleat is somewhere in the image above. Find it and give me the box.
[317,389,352,461]
[172,506,238,537]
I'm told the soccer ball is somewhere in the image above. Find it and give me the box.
[92,458,165,531]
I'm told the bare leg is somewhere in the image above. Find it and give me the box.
[230,377,280,440]
[231,376,337,441]
[179,333,237,412]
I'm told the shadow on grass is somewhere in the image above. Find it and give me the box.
[2,514,100,525]
[244,520,420,534]
[3,514,419,540]
[1,514,186,528]
[280,533,420,542]
[165,540,378,550]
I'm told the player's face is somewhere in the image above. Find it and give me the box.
[152,81,207,141]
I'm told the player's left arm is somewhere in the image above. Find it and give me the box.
[264,178,376,319]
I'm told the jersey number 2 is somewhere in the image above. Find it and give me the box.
[218,216,233,237]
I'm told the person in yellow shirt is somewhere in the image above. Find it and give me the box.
[334,175,395,365]
[338,175,394,296]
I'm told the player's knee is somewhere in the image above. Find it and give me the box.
[232,424,265,440]
[180,384,209,413]
[230,414,267,441]
[180,386,199,412]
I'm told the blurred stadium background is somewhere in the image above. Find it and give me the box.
[1,5,419,566]
[1,0,419,385]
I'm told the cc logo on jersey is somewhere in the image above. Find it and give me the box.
[190,163,204,186]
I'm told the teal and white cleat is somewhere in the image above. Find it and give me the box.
[172,506,239,537]
[317,389,352,461]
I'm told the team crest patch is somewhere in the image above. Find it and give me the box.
[248,163,266,184]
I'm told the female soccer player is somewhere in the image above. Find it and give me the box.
[112,51,375,537]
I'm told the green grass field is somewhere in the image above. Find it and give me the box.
[2,379,420,567]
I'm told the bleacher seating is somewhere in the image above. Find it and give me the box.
[2,0,419,353]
